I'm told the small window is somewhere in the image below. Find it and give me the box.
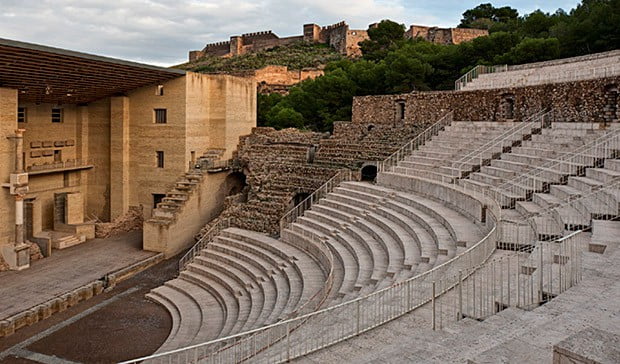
[52,108,63,123]
[153,194,165,208]
[398,102,406,120]
[18,107,27,123]
[156,151,165,168]
[156,85,164,96]
[154,108,167,124]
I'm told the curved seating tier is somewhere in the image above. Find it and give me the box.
[148,175,486,353]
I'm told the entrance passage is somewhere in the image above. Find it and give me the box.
[361,165,377,182]
[225,172,247,196]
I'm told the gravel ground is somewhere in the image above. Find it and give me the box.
[0,256,178,363]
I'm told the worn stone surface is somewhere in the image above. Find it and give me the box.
[352,76,620,124]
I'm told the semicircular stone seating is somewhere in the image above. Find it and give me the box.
[147,119,620,357]
[146,145,490,352]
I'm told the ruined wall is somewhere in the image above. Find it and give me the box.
[352,76,620,124]
[251,66,324,94]
[451,28,489,44]
[406,25,488,45]
[345,29,368,57]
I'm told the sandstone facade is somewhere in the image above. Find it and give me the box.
[0,39,256,267]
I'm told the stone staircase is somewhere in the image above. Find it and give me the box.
[148,149,228,226]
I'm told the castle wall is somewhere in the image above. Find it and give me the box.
[451,28,489,44]
[346,30,368,57]
[191,22,488,61]
[352,76,620,124]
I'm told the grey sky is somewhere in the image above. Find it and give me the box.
[0,0,581,66]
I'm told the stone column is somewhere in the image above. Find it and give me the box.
[110,96,130,220]
[0,88,29,270]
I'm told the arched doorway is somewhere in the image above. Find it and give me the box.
[225,172,247,196]
[361,165,378,182]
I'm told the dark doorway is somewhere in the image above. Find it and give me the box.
[153,194,165,209]
[361,165,378,181]
[225,172,247,196]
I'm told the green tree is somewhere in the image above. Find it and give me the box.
[360,20,406,61]
[495,37,561,64]
[257,93,283,126]
[459,3,519,29]
[265,105,305,129]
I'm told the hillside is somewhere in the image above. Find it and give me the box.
[176,42,343,73]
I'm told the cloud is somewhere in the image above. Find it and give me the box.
[0,0,581,66]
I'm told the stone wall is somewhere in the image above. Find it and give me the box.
[450,28,490,44]
[195,113,433,238]
[405,25,488,45]
[352,76,620,124]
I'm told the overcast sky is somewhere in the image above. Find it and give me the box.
[0,0,580,66]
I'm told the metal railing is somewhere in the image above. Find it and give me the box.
[122,190,501,364]
[431,233,584,327]
[26,158,93,172]
[450,110,550,178]
[279,169,353,232]
[123,116,506,363]
[491,128,620,208]
[456,62,620,91]
[378,111,454,173]
[178,218,232,271]
[454,64,508,90]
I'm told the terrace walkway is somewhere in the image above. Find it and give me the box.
[0,231,158,323]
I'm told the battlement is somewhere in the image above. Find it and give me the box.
[242,30,276,38]
[322,21,348,31]
[204,40,230,49]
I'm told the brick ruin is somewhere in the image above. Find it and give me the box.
[189,22,488,61]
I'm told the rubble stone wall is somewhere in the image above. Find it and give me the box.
[352,76,620,124]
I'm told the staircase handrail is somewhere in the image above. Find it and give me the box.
[378,111,454,174]
[451,110,551,178]
[178,218,232,271]
[279,169,353,233]
[454,64,508,90]
[493,127,620,201]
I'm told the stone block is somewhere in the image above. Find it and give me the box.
[65,192,84,225]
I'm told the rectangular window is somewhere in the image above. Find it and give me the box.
[156,151,164,168]
[18,107,27,123]
[398,102,406,120]
[154,109,167,124]
[156,85,164,96]
[51,108,63,123]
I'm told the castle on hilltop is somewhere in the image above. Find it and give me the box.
[189,22,489,61]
